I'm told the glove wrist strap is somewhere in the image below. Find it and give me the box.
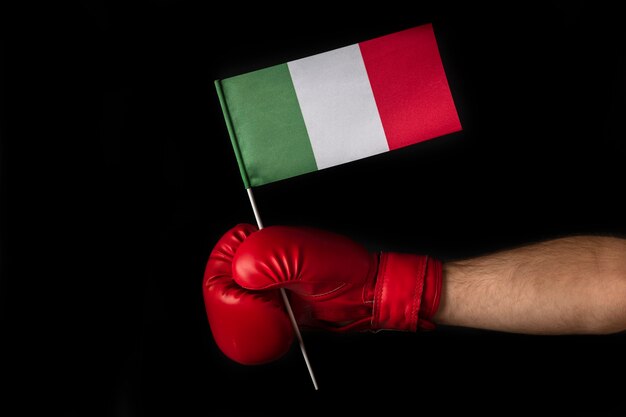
[372,253,442,331]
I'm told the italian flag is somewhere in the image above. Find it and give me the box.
[216,24,462,188]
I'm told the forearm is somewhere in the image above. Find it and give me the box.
[434,236,626,334]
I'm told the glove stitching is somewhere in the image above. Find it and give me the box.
[413,256,427,331]
[363,253,378,305]
[373,253,387,329]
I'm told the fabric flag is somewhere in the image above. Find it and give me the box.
[215,23,462,188]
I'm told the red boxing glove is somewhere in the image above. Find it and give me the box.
[203,224,442,365]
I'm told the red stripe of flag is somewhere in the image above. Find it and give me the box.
[359,24,462,150]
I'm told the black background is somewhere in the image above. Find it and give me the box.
[2,1,625,416]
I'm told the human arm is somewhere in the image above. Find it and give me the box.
[435,236,626,334]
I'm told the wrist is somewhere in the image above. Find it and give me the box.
[431,261,458,325]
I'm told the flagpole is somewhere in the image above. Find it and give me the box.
[246,187,319,390]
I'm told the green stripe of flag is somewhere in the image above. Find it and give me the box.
[217,63,317,187]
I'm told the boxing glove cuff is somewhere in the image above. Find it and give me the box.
[372,253,442,332]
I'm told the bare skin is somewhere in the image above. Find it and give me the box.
[434,236,626,334]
